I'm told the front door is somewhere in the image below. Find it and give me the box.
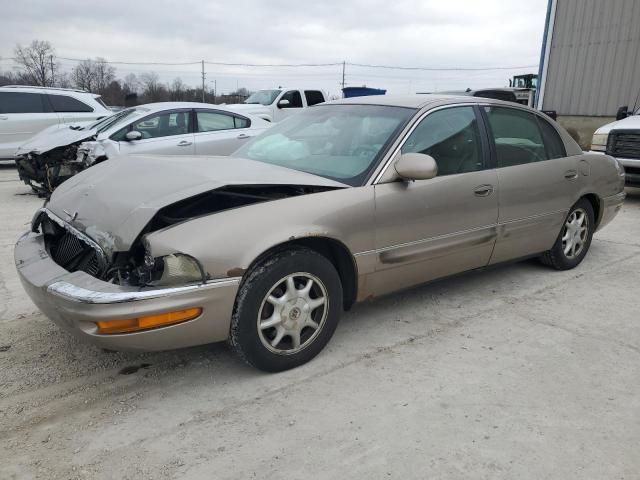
[274,90,304,122]
[481,106,579,264]
[371,105,499,296]
[119,109,195,156]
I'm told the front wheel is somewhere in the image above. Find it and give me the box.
[540,198,595,270]
[229,248,343,372]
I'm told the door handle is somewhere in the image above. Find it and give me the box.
[564,170,578,180]
[474,184,494,197]
[237,133,250,139]
[177,141,192,147]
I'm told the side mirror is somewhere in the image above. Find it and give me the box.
[277,99,290,108]
[125,130,142,141]
[616,105,629,121]
[394,153,438,181]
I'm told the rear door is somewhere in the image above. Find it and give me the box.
[0,91,60,159]
[371,105,499,295]
[482,105,578,263]
[193,109,253,155]
[48,94,102,125]
[117,109,195,156]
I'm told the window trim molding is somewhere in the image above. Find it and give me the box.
[193,108,252,133]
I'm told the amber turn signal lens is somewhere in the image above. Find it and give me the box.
[96,307,202,334]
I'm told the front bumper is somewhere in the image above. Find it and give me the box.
[615,157,640,185]
[14,231,240,351]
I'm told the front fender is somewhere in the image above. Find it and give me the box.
[144,186,375,279]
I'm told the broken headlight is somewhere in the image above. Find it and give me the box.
[136,253,205,286]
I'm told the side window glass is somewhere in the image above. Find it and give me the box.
[304,90,325,106]
[130,111,190,139]
[196,111,235,132]
[0,92,47,113]
[110,127,129,142]
[401,106,483,176]
[234,116,250,128]
[49,95,94,113]
[280,90,303,108]
[484,106,547,167]
[536,117,566,159]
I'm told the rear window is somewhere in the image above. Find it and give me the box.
[48,95,94,113]
[0,92,49,113]
[305,90,325,106]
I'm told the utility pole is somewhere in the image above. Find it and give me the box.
[50,55,55,87]
[341,61,346,95]
[201,60,206,102]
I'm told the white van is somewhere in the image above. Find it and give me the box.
[0,86,111,161]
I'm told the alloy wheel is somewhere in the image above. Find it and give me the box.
[562,208,589,259]
[257,272,329,355]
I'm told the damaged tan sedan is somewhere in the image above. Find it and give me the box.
[15,95,626,371]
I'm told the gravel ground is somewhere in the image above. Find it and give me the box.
[0,164,639,479]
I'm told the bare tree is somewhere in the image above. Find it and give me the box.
[139,72,166,102]
[94,58,116,93]
[122,73,140,95]
[71,59,97,92]
[169,77,186,101]
[14,40,57,86]
[71,57,116,93]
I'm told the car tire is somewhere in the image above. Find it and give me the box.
[229,247,343,372]
[540,198,595,270]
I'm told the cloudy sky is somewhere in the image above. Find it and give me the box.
[1,0,549,97]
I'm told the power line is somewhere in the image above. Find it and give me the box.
[347,62,539,71]
[3,56,538,71]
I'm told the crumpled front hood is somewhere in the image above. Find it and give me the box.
[17,125,97,155]
[46,155,347,255]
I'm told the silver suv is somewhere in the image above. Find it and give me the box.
[0,86,111,161]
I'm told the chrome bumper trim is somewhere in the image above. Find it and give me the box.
[47,277,241,304]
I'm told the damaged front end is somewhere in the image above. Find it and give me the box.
[15,140,105,197]
[35,183,340,288]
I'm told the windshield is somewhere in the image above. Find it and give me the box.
[232,104,415,186]
[244,89,282,105]
[83,108,137,132]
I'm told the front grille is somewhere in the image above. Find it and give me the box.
[607,130,640,159]
[51,231,102,276]
[38,212,106,277]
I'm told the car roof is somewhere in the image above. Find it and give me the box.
[325,93,521,109]
[139,102,259,113]
[0,85,100,97]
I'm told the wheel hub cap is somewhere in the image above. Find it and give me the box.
[562,208,588,259]
[257,273,328,354]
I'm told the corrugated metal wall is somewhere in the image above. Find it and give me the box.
[541,0,640,116]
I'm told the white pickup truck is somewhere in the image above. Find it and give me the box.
[227,88,327,122]
[591,108,640,186]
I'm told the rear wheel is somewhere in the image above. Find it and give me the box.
[540,198,595,270]
[229,248,343,372]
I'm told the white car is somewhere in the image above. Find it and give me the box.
[15,102,272,195]
[0,85,111,161]
[227,88,328,122]
[590,109,640,186]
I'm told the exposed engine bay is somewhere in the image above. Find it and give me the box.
[15,138,104,197]
[34,184,341,287]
